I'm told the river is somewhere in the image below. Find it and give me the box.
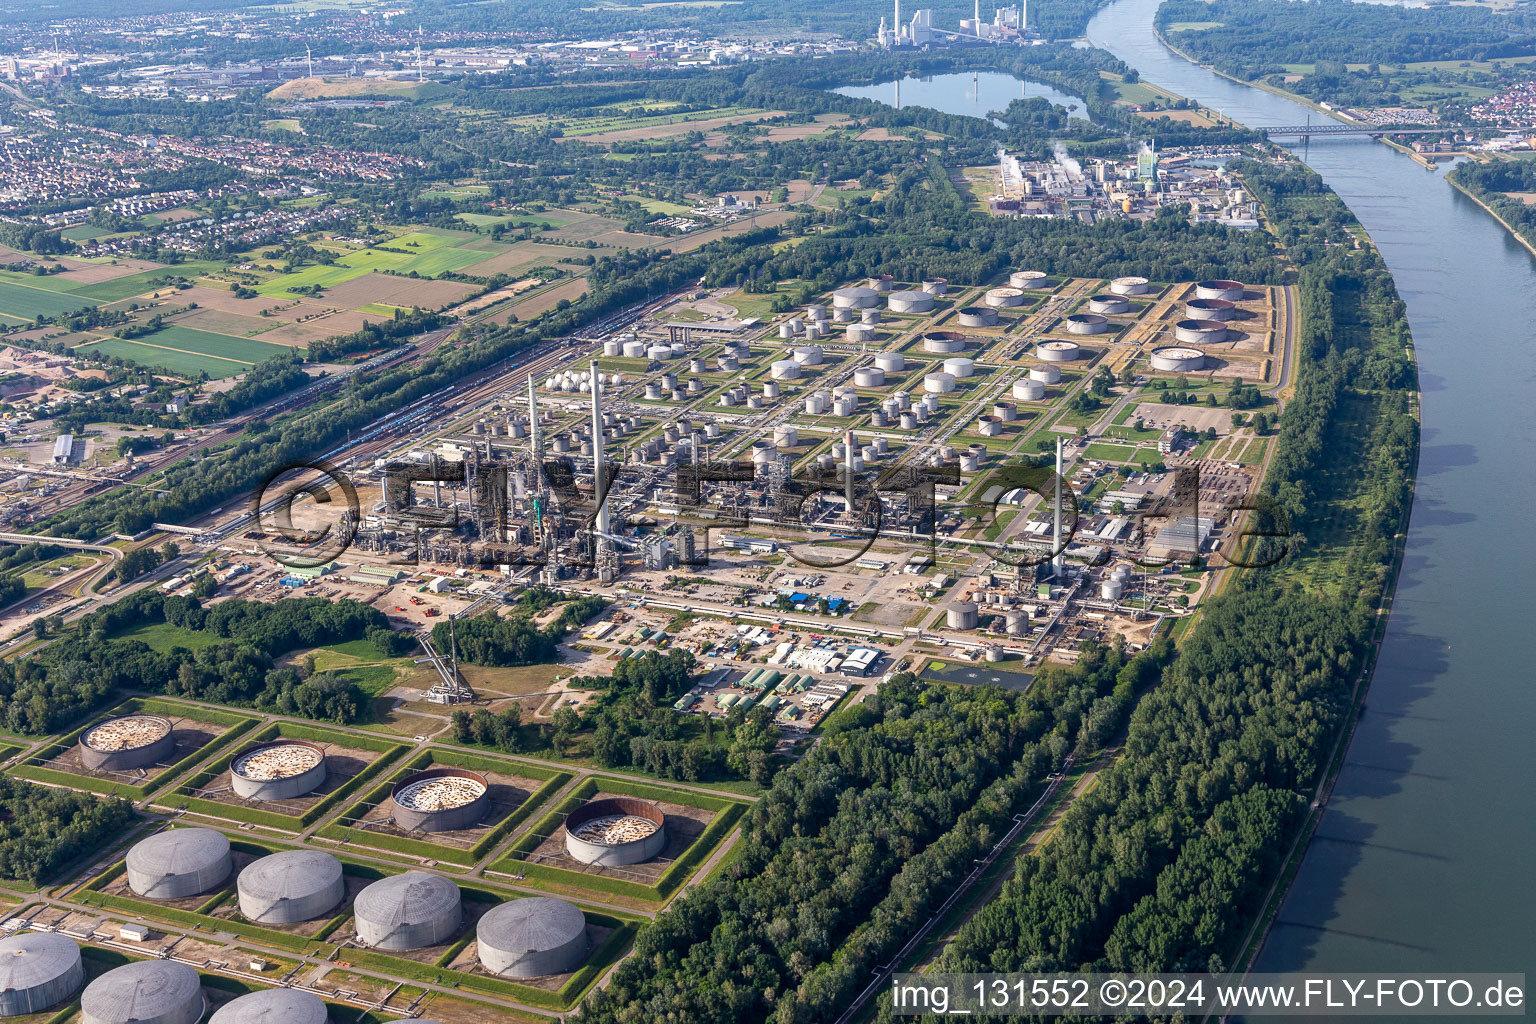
[1084,0,1536,985]
[833,0,1536,989]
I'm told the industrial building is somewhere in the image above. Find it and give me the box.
[127,828,233,900]
[390,767,490,832]
[354,871,464,950]
[0,932,82,1017]
[230,740,327,801]
[80,959,205,1024]
[477,898,589,978]
[207,988,329,1024]
[564,797,668,865]
[237,850,345,924]
[80,714,174,771]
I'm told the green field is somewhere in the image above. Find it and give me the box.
[74,261,228,302]
[77,329,280,378]
[113,621,223,652]
[0,279,99,319]
[257,229,506,296]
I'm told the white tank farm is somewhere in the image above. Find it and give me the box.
[80,715,173,772]
[1150,347,1208,372]
[886,290,934,314]
[0,932,82,1017]
[853,367,885,387]
[957,306,999,327]
[873,352,905,372]
[1063,313,1108,335]
[791,345,823,366]
[1013,378,1046,401]
[477,898,588,978]
[923,372,956,394]
[1030,364,1062,384]
[984,287,1025,307]
[208,989,329,1024]
[128,828,232,900]
[1009,270,1049,289]
[942,357,975,377]
[602,340,622,357]
[354,871,463,951]
[921,331,966,354]
[846,323,877,344]
[238,850,344,925]
[621,340,646,358]
[1195,278,1245,301]
[1174,319,1228,344]
[1109,275,1150,296]
[770,359,802,380]
[1037,341,1081,362]
[1086,294,1130,315]
[1184,297,1236,321]
[81,960,204,1024]
[231,741,326,801]
[832,286,879,309]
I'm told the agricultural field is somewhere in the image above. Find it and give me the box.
[0,278,99,319]
[77,323,292,377]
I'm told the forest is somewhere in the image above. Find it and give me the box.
[1449,158,1536,252]
[0,591,396,733]
[0,777,136,884]
[430,591,607,667]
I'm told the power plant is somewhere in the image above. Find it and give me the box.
[477,898,589,978]
[127,828,232,900]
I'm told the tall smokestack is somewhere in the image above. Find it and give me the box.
[527,375,543,469]
[975,0,982,36]
[1022,0,1027,30]
[844,428,856,516]
[895,0,900,41]
[590,361,610,545]
[1053,436,1063,578]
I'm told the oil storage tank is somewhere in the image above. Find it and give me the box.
[853,367,885,387]
[1030,364,1062,384]
[127,828,232,900]
[1109,275,1149,296]
[984,287,1025,308]
[1175,319,1228,345]
[564,797,668,866]
[921,331,966,354]
[1184,297,1236,321]
[1195,279,1244,301]
[846,323,876,344]
[946,602,979,630]
[238,850,344,924]
[477,898,588,978]
[0,933,82,1017]
[832,286,879,309]
[231,740,326,801]
[80,715,173,771]
[1086,294,1130,315]
[81,960,203,1024]
[1037,341,1081,362]
[873,352,905,372]
[942,357,975,378]
[1013,378,1045,401]
[923,372,956,394]
[391,768,490,833]
[1009,270,1049,290]
[354,871,463,951]
[1150,347,1208,372]
[1063,313,1108,335]
[957,306,999,327]
[886,290,934,314]
[208,989,328,1024]
[770,359,802,381]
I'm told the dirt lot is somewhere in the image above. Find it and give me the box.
[251,309,392,346]
[175,307,278,338]
[322,273,477,310]
[508,791,714,888]
[462,241,576,277]
[50,257,159,283]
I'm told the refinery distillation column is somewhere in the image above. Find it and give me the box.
[590,361,611,552]
[527,375,543,467]
[1053,436,1064,578]
[844,429,856,518]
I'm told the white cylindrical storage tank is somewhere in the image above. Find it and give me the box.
[209,989,328,1024]
[853,367,885,387]
[1037,341,1080,362]
[761,381,780,400]
[238,850,344,924]
[1030,364,1061,384]
[993,402,1016,421]
[1005,609,1030,636]
[870,410,888,428]
[602,340,622,357]
[946,602,978,630]
[860,308,882,325]
[893,390,911,409]
[921,278,948,295]
[886,290,934,314]
[977,416,1002,437]
[899,412,917,429]
[716,354,739,371]
[1013,378,1045,401]
[81,961,203,1024]
[622,340,646,357]
[1150,346,1208,372]
[805,392,829,414]
[1101,578,1125,601]
[922,331,966,354]
[770,359,802,381]
[1110,275,1149,296]
[644,383,663,401]
[774,426,799,448]
[805,303,826,320]
[1086,294,1130,315]
[923,372,956,394]
[80,714,173,771]
[128,828,232,900]
[874,436,889,454]
[230,740,326,801]
[959,452,981,471]
[563,797,667,866]
[817,452,837,471]
[1185,297,1236,321]
[957,306,999,327]
[873,352,904,372]
[647,344,674,361]
[686,379,702,395]
[832,286,879,309]
[846,323,876,344]
[806,321,826,339]
[984,287,1025,307]
[1064,313,1108,335]
[778,323,794,340]
[689,357,707,374]
[0,933,82,1017]
[1175,319,1228,345]
[354,871,463,951]
[942,357,975,378]
[791,345,823,366]
[478,898,588,978]
[1195,279,1244,301]
[833,307,855,323]
[833,394,858,416]
[1009,270,1049,290]
[868,274,894,292]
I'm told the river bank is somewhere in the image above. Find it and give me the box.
[1444,174,1536,258]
